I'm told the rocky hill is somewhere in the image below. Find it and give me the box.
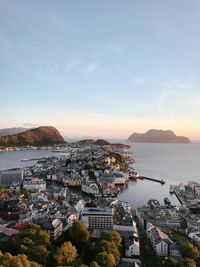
[128,129,191,144]
[0,128,29,137]
[0,126,65,146]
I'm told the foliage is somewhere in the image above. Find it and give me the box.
[164,258,181,267]
[21,188,31,199]
[94,240,120,266]
[170,231,188,242]
[100,231,122,249]
[183,258,197,267]
[67,220,90,251]
[140,233,163,267]
[95,252,116,267]
[0,252,41,267]
[13,223,50,265]
[54,241,77,265]
[180,243,200,261]
[89,262,100,267]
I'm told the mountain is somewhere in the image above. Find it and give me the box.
[0,126,65,146]
[0,128,29,137]
[128,129,191,144]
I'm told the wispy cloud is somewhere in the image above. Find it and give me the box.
[81,62,103,78]
[23,122,39,127]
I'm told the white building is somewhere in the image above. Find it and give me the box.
[188,231,200,248]
[147,224,173,257]
[81,207,113,230]
[113,172,128,185]
[81,182,100,196]
[23,177,46,191]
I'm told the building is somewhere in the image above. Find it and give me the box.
[23,177,46,191]
[81,182,100,196]
[0,168,23,187]
[42,218,63,240]
[113,172,128,185]
[147,224,173,257]
[81,207,114,230]
[188,232,200,248]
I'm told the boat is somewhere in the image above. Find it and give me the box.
[20,158,29,162]
[169,185,175,194]
[160,179,165,185]
[164,197,171,205]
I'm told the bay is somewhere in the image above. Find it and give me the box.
[0,143,200,207]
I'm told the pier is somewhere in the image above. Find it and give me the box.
[138,176,165,184]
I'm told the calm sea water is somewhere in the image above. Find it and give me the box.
[118,142,200,207]
[0,150,62,170]
[0,143,200,207]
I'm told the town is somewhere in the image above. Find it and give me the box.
[0,141,199,267]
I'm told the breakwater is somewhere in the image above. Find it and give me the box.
[138,176,165,184]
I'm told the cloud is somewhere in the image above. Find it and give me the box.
[22,122,39,127]
[81,62,103,78]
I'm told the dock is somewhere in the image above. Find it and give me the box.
[138,176,165,184]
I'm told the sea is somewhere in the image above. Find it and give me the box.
[0,142,200,207]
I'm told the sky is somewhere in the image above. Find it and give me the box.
[1,0,200,139]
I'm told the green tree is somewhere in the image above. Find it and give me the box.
[54,241,77,266]
[181,243,200,261]
[95,252,116,267]
[164,258,181,267]
[95,240,120,266]
[90,262,100,267]
[183,258,197,267]
[100,231,122,248]
[69,220,89,251]
[140,233,163,267]
[0,252,41,267]
[13,223,50,265]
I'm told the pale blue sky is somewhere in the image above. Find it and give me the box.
[1,0,200,138]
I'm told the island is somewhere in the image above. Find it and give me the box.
[128,129,191,144]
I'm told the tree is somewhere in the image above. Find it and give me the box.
[164,258,181,267]
[95,240,120,266]
[69,220,90,251]
[140,233,163,267]
[0,252,41,267]
[95,252,116,267]
[90,262,100,267]
[54,241,77,265]
[181,243,200,261]
[100,231,122,249]
[13,223,50,265]
[183,258,197,267]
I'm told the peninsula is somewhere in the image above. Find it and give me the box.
[0,126,65,147]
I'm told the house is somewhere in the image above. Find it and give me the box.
[188,231,200,248]
[42,218,63,240]
[147,224,173,257]
[23,177,46,191]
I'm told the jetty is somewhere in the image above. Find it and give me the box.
[138,176,165,184]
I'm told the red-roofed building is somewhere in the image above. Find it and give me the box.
[13,221,28,231]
